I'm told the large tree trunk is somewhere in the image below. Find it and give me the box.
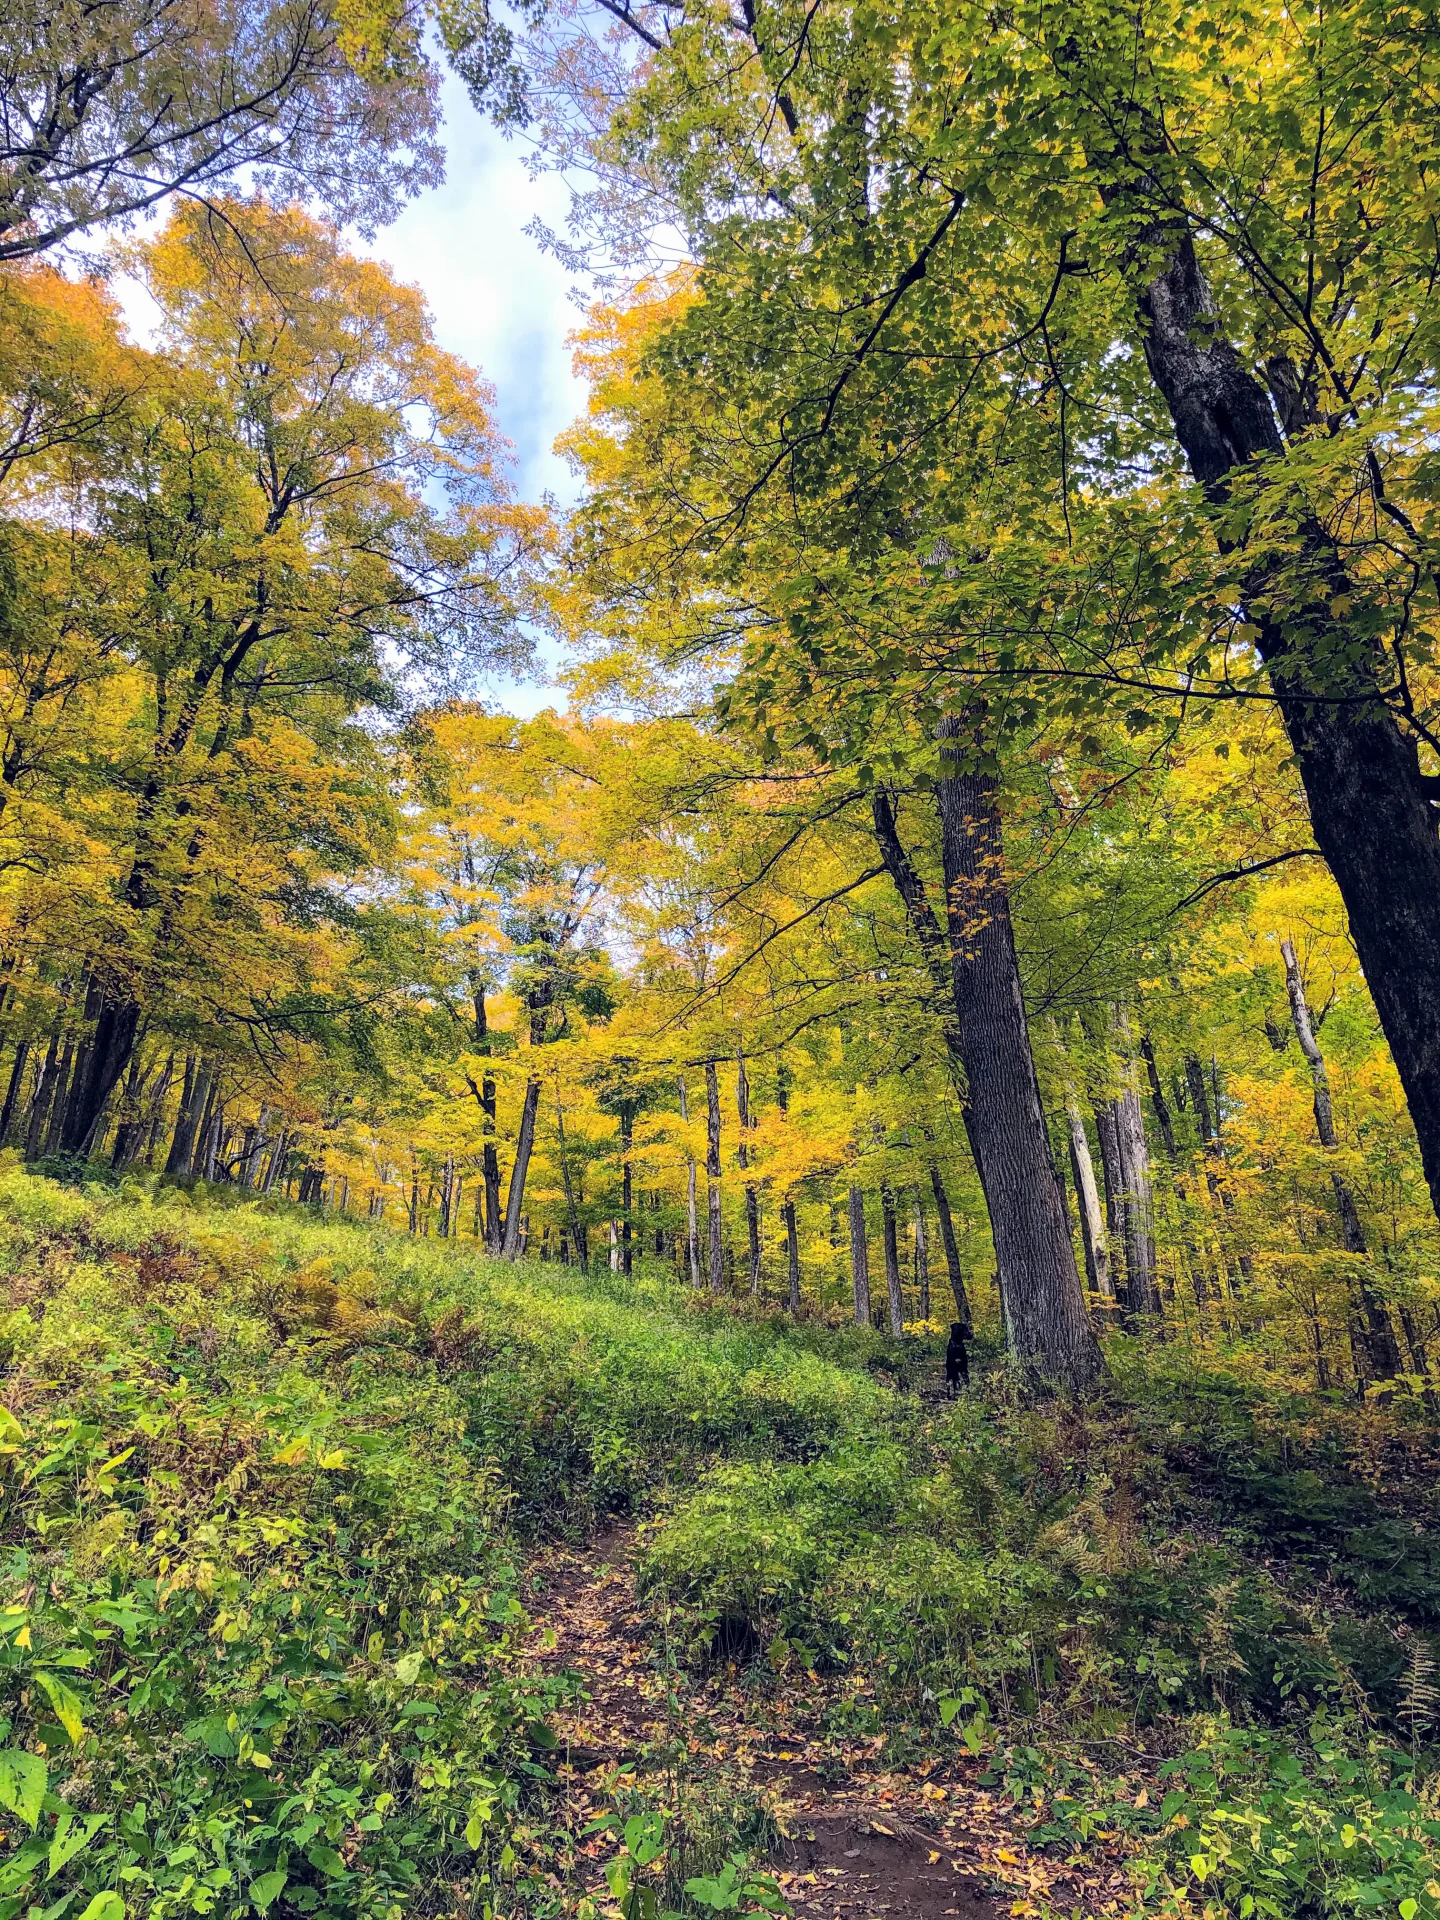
[872,778,1100,1389]
[705,1059,725,1293]
[1129,220,1440,1227]
[932,726,1104,1391]
[501,1078,540,1259]
[1281,935,1401,1377]
[60,982,140,1156]
[847,1184,871,1326]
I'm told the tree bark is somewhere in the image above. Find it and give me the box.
[0,1039,27,1147]
[501,1078,540,1259]
[847,1184,871,1326]
[705,1058,725,1293]
[881,1182,905,1335]
[911,1189,931,1320]
[736,1051,762,1294]
[166,1056,210,1177]
[1064,1089,1113,1308]
[784,1196,801,1311]
[679,1078,701,1285]
[1127,215,1440,1228]
[932,727,1104,1391]
[1281,935,1401,1376]
[60,981,140,1157]
[1114,1012,1161,1318]
[24,1027,60,1161]
[873,776,1101,1390]
[927,1162,972,1328]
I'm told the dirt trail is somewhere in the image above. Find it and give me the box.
[522,1527,1003,1920]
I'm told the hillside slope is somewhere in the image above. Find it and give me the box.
[0,1174,1436,1920]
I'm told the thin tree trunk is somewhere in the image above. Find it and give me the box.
[44,1035,75,1156]
[881,1183,905,1335]
[679,1078,701,1286]
[1120,198,1440,1227]
[784,1196,801,1311]
[927,1163,971,1328]
[705,1059,725,1294]
[1065,1091,1113,1307]
[0,1039,27,1147]
[848,1184,871,1327]
[874,773,1101,1391]
[736,1051,762,1293]
[620,1107,634,1277]
[1114,1011,1161,1318]
[1281,935,1401,1376]
[501,1078,540,1260]
[555,1085,589,1267]
[25,1027,60,1161]
[912,1189,930,1321]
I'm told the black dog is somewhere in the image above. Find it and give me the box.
[945,1321,970,1394]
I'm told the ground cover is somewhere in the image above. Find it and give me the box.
[0,1171,1436,1920]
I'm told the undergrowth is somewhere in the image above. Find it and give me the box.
[0,1171,1435,1920]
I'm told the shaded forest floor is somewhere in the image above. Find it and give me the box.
[522,1522,1130,1919]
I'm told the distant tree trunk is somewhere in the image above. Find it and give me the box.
[784,1197,801,1311]
[874,768,1101,1392]
[679,1078,701,1286]
[0,1039,27,1147]
[44,1034,75,1155]
[848,1185,871,1326]
[881,1183,905,1335]
[927,1163,971,1329]
[439,1155,455,1237]
[705,1059,725,1294]
[556,1088,589,1268]
[1114,1012,1161,1318]
[165,1055,203,1176]
[1064,1090,1113,1309]
[620,1102,635,1276]
[262,1127,288,1194]
[1140,1033,1178,1158]
[501,1078,540,1260]
[1281,935,1401,1377]
[25,1027,60,1161]
[735,1051,762,1294]
[912,1190,930,1320]
[409,1159,420,1234]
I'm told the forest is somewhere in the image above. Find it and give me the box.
[2,0,1440,1914]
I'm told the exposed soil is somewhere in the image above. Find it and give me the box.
[521,1527,1043,1919]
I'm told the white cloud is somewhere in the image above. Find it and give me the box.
[355,73,587,713]
[356,72,587,515]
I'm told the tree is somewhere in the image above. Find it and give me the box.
[0,0,446,260]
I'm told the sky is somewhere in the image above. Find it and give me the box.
[356,72,591,713]
[359,71,588,514]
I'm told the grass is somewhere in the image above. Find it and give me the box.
[0,1169,1437,1920]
